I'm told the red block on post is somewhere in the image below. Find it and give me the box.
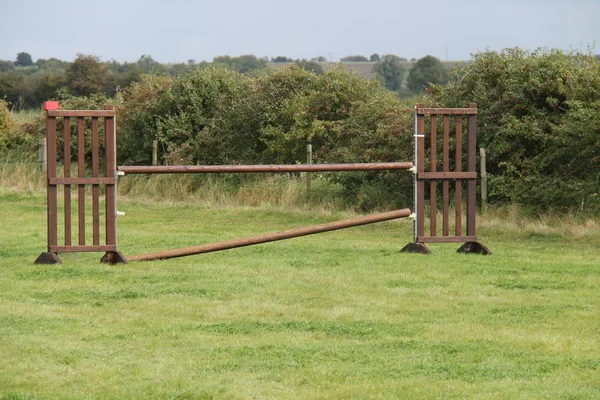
[44,101,60,111]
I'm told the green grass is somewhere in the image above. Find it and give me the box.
[1,190,599,399]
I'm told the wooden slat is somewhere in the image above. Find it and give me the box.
[46,116,58,251]
[91,117,100,245]
[417,107,477,115]
[467,103,477,237]
[50,245,117,253]
[416,104,425,240]
[417,235,477,243]
[455,117,463,236]
[104,106,117,248]
[418,172,477,180]
[47,110,115,117]
[50,177,116,185]
[63,117,71,246]
[77,117,85,246]
[442,115,449,236]
[429,115,437,237]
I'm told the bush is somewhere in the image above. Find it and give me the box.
[115,66,416,210]
[0,99,12,134]
[431,48,600,209]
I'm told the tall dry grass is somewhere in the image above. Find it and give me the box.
[118,173,347,214]
[0,157,45,193]
[479,204,600,239]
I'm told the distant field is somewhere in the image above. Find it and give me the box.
[1,189,599,399]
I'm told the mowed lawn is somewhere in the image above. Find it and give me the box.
[1,191,599,399]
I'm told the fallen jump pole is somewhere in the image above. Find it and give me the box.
[129,208,412,262]
[118,162,413,174]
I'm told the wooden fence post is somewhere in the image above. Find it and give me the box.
[152,140,158,166]
[306,143,312,191]
[38,138,47,172]
[480,147,487,210]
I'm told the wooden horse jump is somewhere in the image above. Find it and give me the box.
[35,102,489,264]
[400,104,491,255]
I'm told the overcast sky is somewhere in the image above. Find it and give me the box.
[1,0,598,63]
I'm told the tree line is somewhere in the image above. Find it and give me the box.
[1,48,598,211]
[0,52,451,110]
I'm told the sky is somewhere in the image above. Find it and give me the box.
[1,0,599,63]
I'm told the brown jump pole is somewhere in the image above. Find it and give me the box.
[129,208,412,262]
[118,162,413,175]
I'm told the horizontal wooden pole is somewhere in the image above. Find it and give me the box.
[417,235,477,243]
[49,177,116,185]
[118,162,414,174]
[50,245,117,252]
[416,107,477,115]
[47,110,115,117]
[417,172,477,180]
[129,208,412,262]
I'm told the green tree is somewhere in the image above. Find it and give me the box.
[271,56,294,62]
[0,72,26,108]
[369,53,380,62]
[0,61,15,72]
[170,63,191,76]
[115,65,414,210]
[14,52,33,67]
[431,48,600,208]
[34,73,67,101]
[372,54,405,91]
[66,54,113,96]
[341,55,369,62]
[295,60,324,75]
[136,54,167,74]
[212,55,267,73]
[35,58,70,72]
[407,55,448,93]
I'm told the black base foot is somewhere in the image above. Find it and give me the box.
[100,251,128,264]
[457,241,491,255]
[35,252,62,264]
[400,242,432,254]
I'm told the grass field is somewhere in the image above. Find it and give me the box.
[1,188,599,399]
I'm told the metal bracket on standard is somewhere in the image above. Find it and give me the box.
[100,251,128,264]
[456,242,492,255]
[399,242,432,254]
[34,252,62,264]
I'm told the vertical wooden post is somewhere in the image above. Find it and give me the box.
[455,117,463,236]
[442,115,450,236]
[400,104,431,254]
[91,117,100,245]
[480,147,487,210]
[47,117,58,251]
[416,104,425,241]
[63,118,72,246]
[466,103,477,237]
[429,116,437,237]
[38,138,47,173]
[152,140,158,166]
[35,113,62,264]
[101,105,126,264]
[306,143,312,191]
[77,117,85,246]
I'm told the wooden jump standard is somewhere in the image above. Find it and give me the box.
[35,102,489,265]
[129,209,411,261]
